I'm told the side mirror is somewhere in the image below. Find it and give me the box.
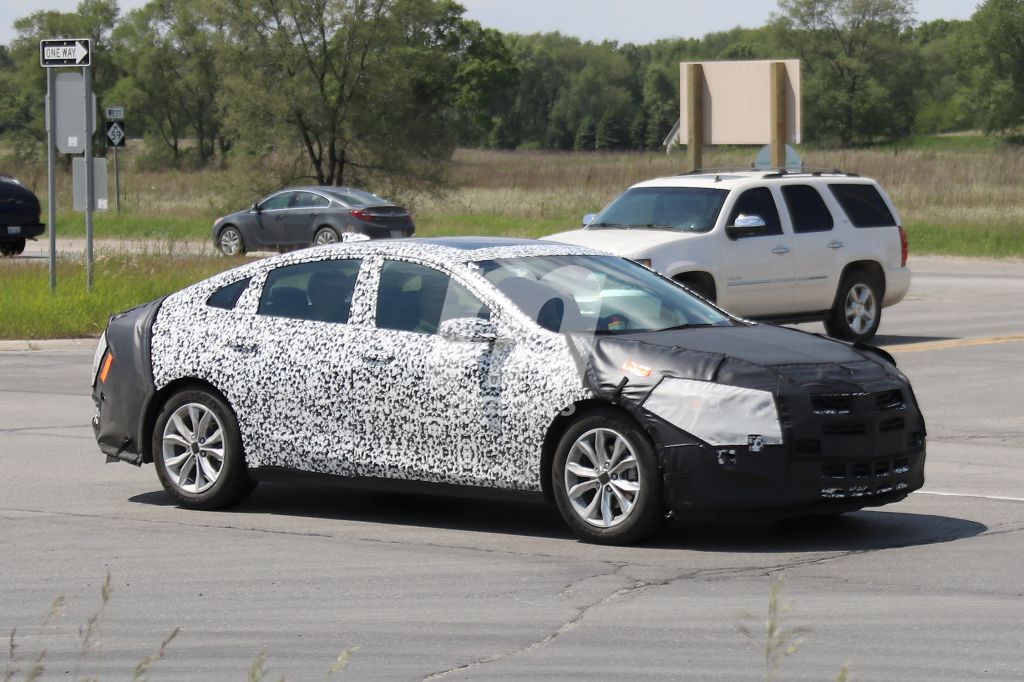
[582,213,597,227]
[725,214,766,240]
[439,317,498,343]
[251,202,260,212]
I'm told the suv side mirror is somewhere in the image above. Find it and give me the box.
[439,317,498,343]
[725,214,766,240]
[582,213,597,227]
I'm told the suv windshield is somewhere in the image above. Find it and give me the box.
[589,187,728,232]
[476,255,733,334]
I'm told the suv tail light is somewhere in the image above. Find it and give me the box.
[898,226,908,267]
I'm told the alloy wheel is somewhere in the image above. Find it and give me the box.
[563,427,642,528]
[161,402,226,494]
[844,283,877,336]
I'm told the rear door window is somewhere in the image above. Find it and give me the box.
[376,260,489,334]
[293,192,330,209]
[782,185,834,233]
[258,259,362,323]
[727,187,783,236]
[828,184,896,227]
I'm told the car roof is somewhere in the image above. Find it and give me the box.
[628,168,871,191]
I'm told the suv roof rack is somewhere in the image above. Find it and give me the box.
[677,167,860,179]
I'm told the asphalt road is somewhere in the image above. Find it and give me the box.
[1,257,1023,680]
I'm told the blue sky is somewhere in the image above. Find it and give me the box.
[2,0,981,45]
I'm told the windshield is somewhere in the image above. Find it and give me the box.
[476,255,733,334]
[588,187,728,232]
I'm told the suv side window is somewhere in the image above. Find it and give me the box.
[828,184,896,228]
[782,185,834,233]
[727,187,782,236]
[258,259,361,323]
[376,260,490,334]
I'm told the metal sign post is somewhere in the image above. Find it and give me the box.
[104,109,125,214]
[83,62,95,290]
[40,37,94,291]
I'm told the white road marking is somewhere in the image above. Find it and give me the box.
[914,490,1024,503]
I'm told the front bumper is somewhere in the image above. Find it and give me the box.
[660,442,925,519]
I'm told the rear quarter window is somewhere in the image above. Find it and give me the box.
[206,277,251,310]
[829,183,896,228]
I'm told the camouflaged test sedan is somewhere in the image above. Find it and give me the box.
[92,237,926,544]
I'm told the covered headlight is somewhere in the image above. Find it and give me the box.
[642,378,782,448]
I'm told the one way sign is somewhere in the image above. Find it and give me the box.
[40,39,91,67]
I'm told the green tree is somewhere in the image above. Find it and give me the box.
[957,0,1024,133]
[3,0,120,159]
[771,0,918,145]
[215,0,480,188]
[111,0,226,166]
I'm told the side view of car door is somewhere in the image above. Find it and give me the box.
[253,191,296,247]
[285,191,331,246]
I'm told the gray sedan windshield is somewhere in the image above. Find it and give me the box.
[476,255,732,333]
[590,187,728,232]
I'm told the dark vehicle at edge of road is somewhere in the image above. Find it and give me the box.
[0,175,46,257]
[212,186,415,256]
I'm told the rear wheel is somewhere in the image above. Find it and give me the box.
[313,227,339,246]
[152,388,256,510]
[825,270,882,342]
[0,239,25,257]
[552,409,664,545]
[217,226,245,256]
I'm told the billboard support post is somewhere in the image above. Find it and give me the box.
[687,64,704,172]
[83,63,94,291]
[770,62,787,169]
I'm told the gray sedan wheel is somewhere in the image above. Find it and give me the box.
[152,388,256,509]
[552,408,664,544]
[217,226,246,256]
[314,227,339,246]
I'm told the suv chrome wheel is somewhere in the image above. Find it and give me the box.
[844,283,877,336]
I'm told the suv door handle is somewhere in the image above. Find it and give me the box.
[772,245,791,255]
[827,240,846,249]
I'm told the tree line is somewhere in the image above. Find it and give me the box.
[1,0,1023,188]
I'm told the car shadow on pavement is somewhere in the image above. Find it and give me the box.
[658,510,987,553]
[874,333,954,346]
[131,485,986,550]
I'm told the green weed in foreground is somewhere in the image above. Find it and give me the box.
[46,210,210,241]
[0,254,236,339]
[905,220,1024,258]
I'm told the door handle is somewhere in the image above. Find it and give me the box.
[827,240,845,249]
[275,215,284,221]
[361,352,394,364]
[228,343,258,354]
[772,245,791,255]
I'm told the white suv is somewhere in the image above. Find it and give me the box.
[545,169,911,342]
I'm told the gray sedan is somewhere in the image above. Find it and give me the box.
[212,186,415,256]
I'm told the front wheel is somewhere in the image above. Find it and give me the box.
[217,226,246,256]
[152,388,256,510]
[0,239,25,257]
[824,270,882,342]
[552,409,664,545]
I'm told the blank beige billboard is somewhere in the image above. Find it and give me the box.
[680,60,801,145]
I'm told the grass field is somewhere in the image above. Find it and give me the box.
[3,140,1022,338]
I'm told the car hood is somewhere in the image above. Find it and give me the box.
[574,322,901,401]
[543,228,700,256]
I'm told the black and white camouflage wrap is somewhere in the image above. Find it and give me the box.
[151,241,603,491]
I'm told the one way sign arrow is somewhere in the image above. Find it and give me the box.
[40,38,92,67]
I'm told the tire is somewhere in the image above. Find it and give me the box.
[313,226,339,246]
[824,270,882,342]
[217,226,246,256]
[0,239,25,257]
[152,388,256,510]
[552,408,665,545]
